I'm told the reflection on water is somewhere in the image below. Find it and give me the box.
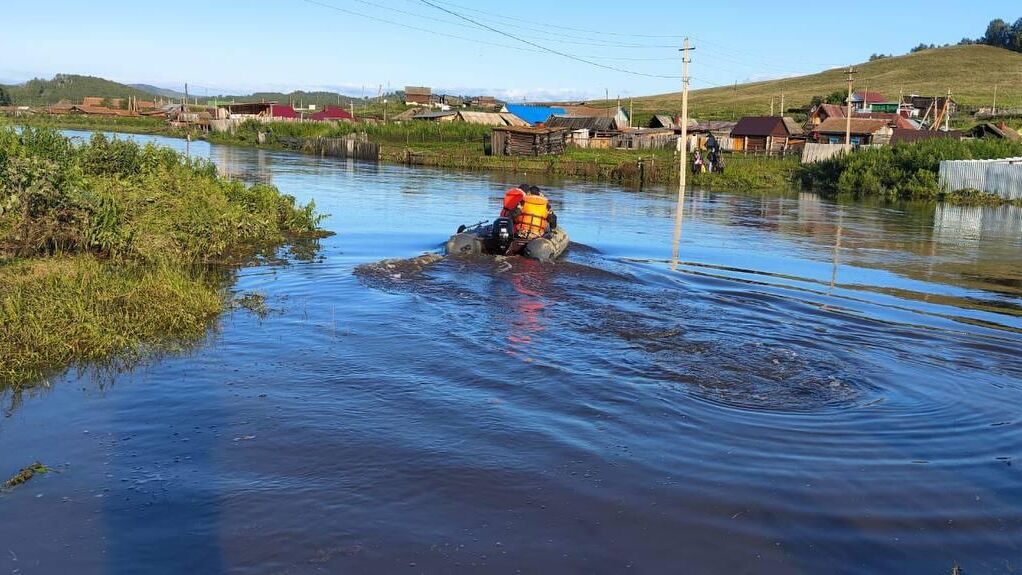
[2,131,1021,574]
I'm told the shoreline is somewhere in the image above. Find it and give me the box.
[8,115,1020,205]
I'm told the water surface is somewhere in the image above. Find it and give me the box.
[2,132,1021,574]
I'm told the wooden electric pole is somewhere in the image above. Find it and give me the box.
[672,37,693,270]
[844,67,856,152]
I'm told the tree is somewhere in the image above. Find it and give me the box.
[0,87,11,107]
[824,90,847,105]
[983,19,1010,48]
[1010,18,1022,52]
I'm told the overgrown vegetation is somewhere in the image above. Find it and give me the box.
[0,126,326,388]
[796,138,1022,200]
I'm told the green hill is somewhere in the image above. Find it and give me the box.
[604,45,1022,121]
[1,74,165,106]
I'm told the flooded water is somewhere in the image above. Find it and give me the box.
[2,131,1021,574]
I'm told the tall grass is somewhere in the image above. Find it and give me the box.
[0,126,327,389]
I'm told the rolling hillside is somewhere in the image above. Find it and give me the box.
[1,74,163,106]
[601,45,1022,121]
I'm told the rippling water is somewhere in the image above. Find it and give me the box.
[2,132,1021,574]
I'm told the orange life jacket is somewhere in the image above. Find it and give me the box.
[500,188,525,218]
[514,194,549,239]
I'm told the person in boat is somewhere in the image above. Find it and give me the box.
[500,185,556,239]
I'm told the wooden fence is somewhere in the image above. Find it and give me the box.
[277,135,380,162]
[939,157,1022,200]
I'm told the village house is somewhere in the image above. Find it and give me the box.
[850,91,886,111]
[902,95,959,121]
[808,104,846,127]
[404,86,432,106]
[217,102,299,120]
[468,96,501,109]
[310,106,355,121]
[812,118,892,145]
[730,116,805,153]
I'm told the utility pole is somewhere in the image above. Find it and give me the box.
[672,37,693,270]
[629,97,633,129]
[993,83,998,114]
[770,97,775,116]
[732,80,738,120]
[184,83,189,112]
[844,67,856,152]
[780,93,785,117]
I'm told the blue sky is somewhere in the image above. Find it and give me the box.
[2,0,1015,100]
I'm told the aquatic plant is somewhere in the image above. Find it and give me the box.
[0,126,327,388]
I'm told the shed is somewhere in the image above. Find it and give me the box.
[648,115,679,130]
[405,86,432,106]
[812,118,892,145]
[503,104,566,126]
[310,106,355,121]
[731,116,804,152]
[613,128,677,150]
[490,126,567,156]
[969,122,1021,141]
[545,115,617,133]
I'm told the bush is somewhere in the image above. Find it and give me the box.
[0,126,324,261]
[797,138,1022,200]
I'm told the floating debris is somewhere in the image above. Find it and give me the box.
[235,292,270,318]
[3,462,50,490]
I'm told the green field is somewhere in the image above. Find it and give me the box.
[589,45,1022,121]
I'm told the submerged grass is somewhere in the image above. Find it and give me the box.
[0,126,327,389]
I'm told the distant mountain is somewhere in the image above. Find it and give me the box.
[1,74,160,106]
[129,84,186,100]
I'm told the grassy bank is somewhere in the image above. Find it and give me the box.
[209,119,799,190]
[0,126,325,388]
[797,138,1022,201]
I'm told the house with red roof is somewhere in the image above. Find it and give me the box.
[310,106,355,121]
[850,91,886,111]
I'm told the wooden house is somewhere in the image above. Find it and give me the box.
[730,116,805,152]
[490,126,567,156]
[807,104,845,128]
[404,86,432,106]
[812,118,892,145]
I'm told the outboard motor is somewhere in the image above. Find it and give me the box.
[490,217,514,255]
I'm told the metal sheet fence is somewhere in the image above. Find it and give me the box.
[939,158,1022,200]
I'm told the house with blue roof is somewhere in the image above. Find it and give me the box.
[503,104,567,126]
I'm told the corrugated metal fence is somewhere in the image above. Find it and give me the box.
[939,158,1022,200]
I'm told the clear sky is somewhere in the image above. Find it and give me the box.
[2,0,1016,100]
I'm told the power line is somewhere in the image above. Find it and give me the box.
[416,0,680,79]
[418,0,684,39]
[340,0,679,49]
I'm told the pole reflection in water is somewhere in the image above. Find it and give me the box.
[670,185,685,271]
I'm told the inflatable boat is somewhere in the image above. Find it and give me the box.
[445,217,569,261]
